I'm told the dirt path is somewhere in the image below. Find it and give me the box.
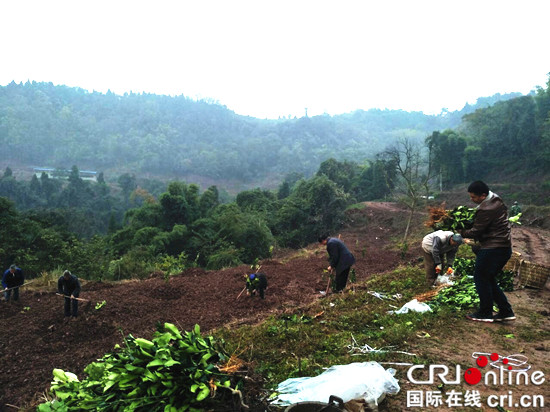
[364,201,409,213]
[511,226,550,266]
[511,226,550,291]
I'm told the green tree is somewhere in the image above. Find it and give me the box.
[160,182,190,228]
[353,158,395,201]
[40,172,61,204]
[426,130,467,188]
[274,175,349,247]
[151,224,188,256]
[213,203,274,264]
[463,146,486,181]
[236,188,276,214]
[0,197,21,265]
[277,180,291,200]
[316,158,360,193]
[199,186,219,217]
[118,173,137,205]
[30,174,41,194]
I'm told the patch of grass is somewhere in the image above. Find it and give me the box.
[30,268,64,290]
[525,310,545,325]
[345,203,367,211]
[214,263,459,394]
[487,326,518,351]
[214,258,546,411]
[516,326,550,342]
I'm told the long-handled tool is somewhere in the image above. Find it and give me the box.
[55,293,89,302]
[2,280,35,292]
[236,286,247,300]
[325,273,332,295]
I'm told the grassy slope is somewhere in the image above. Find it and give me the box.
[213,226,550,411]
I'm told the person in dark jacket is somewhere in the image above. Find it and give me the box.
[58,270,81,318]
[2,264,24,302]
[246,273,268,299]
[461,181,514,323]
[318,234,356,292]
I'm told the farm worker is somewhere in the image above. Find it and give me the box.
[58,270,81,319]
[2,264,24,302]
[460,181,515,323]
[509,201,521,217]
[246,273,268,299]
[318,233,356,292]
[421,231,463,286]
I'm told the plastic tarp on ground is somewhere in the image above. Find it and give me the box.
[273,361,400,406]
[393,299,432,314]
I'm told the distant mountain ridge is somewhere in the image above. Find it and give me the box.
[0,81,523,186]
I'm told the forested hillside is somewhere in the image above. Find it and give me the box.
[0,76,549,285]
[0,81,525,185]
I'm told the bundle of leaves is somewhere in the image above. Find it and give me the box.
[453,257,514,292]
[429,273,478,311]
[430,258,515,310]
[452,257,475,277]
[38,323,234,411]
[496,269,515,292]
[426,205,476,232]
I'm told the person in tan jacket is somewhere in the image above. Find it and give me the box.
[422,231,463,286]
[461,181,514,323]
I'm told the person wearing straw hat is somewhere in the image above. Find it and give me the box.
[2,264,24,302]
[58,270,81,319]
[421,231,463,286]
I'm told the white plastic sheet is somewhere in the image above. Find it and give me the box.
[393,299,432,314]
[434,274,454,286]
[273,361,400,406]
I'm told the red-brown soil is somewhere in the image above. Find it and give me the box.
[1,202,548,411]
[0,202,417,410]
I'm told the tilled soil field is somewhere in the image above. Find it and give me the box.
[0,202,418,410]
[2,202,548,411]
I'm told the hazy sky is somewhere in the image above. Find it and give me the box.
[2,0,549,119]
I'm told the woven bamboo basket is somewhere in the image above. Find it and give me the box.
[518,261,550,289]
[504,251,523,272]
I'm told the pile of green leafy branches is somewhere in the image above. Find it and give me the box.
[427,205,476,232]
[429,258,515,311]
[429,273,478,311]
[37,323,235,412]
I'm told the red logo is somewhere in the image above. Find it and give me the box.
[464,352,531,385]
